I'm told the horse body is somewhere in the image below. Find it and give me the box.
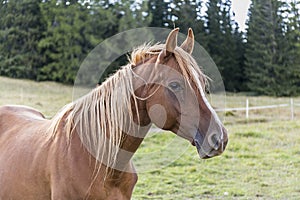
[0,105,138,199]
[0,105,51,199]
[0,28,228,199]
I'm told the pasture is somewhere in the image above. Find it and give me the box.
[0,76,299,199]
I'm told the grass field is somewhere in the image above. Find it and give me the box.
[1,76,300,199]
[0,76,72,117]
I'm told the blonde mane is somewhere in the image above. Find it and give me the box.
[47,43,207,173]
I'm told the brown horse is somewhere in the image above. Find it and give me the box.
[0,28,228,199]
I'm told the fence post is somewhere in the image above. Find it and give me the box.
[246,98,249,119]
[291,98,294,120]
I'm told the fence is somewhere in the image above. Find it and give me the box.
[216,98,300,121]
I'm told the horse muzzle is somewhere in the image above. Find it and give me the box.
[193,128,228,159]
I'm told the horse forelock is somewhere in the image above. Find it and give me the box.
[130,43,208,88]
[129,43,163,66]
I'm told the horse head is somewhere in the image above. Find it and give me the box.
[132,28,228,159]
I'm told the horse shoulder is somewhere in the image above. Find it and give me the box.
[85,166,138,200]
[105,163,138,199]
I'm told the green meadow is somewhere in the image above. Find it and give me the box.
[1,76,299,199]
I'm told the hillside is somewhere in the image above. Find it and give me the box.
[0,76,72,117]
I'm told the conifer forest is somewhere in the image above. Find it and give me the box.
[0,0,299,96]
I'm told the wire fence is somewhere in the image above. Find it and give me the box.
[216,98,300,123]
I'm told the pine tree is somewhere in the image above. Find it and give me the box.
[0,0,45,79]
[283,0,300,95]
[271,0,293,95]
[170,0,200,32]
[38,0,90,83]
[168,0,206,47]
[245,0,283,95]
[205,0,244,91]
[219,0,241,91]
[232,23,246,91]
[88,2,119,42]
[245,0,300,96]
[148,0,170,27]
[117,0,152,32]
[205,0,223,65]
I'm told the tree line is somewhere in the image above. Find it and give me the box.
[0,0,299,96]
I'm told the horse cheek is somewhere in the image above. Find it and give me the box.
[148,104,168,129]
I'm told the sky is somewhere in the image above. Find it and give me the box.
[231,0,252,31]
[200,0,252,31]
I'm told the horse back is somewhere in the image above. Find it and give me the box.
[0,105,45,136]
[0,104,45,119]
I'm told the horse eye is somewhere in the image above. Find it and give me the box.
[168,82,182,92]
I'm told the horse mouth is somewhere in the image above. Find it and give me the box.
[192,130,219,159]
[192,130,206,159]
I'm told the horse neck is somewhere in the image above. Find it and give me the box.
[116,56,166,157]
[118,58,162,154]
[110,93,152,171]
[62,65,152,173]
[119,97,152,152]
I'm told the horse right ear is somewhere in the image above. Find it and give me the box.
[180,28,194,54]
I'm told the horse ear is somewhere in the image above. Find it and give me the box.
[166,28,179,53]
[157,28,179,63]
[180,28,194,54]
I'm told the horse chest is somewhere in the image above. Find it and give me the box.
[48,133,138,200]
[50,171,137,200]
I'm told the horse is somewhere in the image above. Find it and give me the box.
[0,28,228,199]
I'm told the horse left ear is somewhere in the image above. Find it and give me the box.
[180,28,194,54]
[157,28,179,63]
[166,28,179,53]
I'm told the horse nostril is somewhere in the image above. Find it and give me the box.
[208,133,220,151]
